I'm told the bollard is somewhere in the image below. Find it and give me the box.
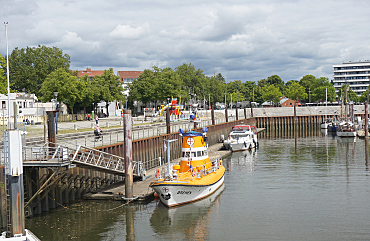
[106,122,109,127]
[91,123,94,129]
[74,124,77,130]
[158,157,161,166]
[211,106,215,126]
[47,111,56,148]
[166,108,170,134]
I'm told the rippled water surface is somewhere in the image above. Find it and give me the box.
[26,132,370,240]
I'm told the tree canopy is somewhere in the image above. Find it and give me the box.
[0,54,8,94]
[93,68,125,116]
[9,45,70,96]
[40,68,80,114]
[262,84,283,106]
[285,82,308,102]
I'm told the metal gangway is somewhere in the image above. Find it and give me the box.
[22,142,146,177]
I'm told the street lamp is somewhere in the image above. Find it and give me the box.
[208,94,210,110]
[5,22,10,122]
[54,92,58,134]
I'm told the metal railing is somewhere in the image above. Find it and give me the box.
[22,142,146,177]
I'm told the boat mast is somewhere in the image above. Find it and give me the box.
[325,87,327,120]
[345,79,348,122]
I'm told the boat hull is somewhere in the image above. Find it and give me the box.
[151,174,225,207]
[328,125,337,132]
[229,141,256,152]
[337,131,356,137]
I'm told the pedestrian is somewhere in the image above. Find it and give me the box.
[88,114,90,121]
[95,115,99,124]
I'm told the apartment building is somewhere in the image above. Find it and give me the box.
[333,60,370,96]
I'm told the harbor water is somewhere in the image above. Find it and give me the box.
[25,130,370,240]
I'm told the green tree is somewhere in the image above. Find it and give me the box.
[285,82,308,103]
[175,63,205,94]
[9,45,70,96]
[94,68,125,116]
[231,91,245,103]
[129,68,157,106]
[262,84,282,106]
[76,75,97,115]
[359,86,370,102]
[285,80,298,87]
[299,74,316,102]
[312,86,336,102]
[267,75,285,93]
[0,54,8,94]
[129,66,186,110]
[311,77,336,102]
[40,68,80,114]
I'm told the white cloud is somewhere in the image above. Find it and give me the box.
[109,23,150,39]
[1,0,370,82]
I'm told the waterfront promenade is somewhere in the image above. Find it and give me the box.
[18,105,365,143]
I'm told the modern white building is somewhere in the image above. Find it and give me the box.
[333,60,370,96]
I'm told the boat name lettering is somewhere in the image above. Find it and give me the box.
[177,190,192,195]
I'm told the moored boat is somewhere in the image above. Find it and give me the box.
[223,125,258,152]
[321,118,332,129]
[150,128,225,207]
[337,121,356,137]
[327,122,338,132]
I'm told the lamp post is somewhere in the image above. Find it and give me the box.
[208,94,210,110]
[230,93,233,110]
[54,92,58,134]
[5,22,10,124]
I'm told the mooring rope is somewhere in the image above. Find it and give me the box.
[48,196,134,213]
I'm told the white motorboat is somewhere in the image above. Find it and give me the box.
[224,125,258,152]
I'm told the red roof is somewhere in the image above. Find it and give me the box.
[74,68,107,78]
[117,71,143,80]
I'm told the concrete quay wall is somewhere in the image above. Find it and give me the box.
[213,105,365,118]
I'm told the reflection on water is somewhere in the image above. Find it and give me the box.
[150,184,225,241]
[227,149,257,173]
[24,128,370,241]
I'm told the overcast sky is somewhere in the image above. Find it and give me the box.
[1,0,370,83]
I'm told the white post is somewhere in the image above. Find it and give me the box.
[231,94,233,110]
[164,139,177,177]
[5,23,11,125]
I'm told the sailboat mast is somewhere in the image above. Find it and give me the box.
[345,80,348,122]
[325,88,327,120]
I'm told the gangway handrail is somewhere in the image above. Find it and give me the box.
[23,143,146,177]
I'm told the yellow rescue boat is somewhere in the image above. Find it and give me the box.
[150,128,225,207]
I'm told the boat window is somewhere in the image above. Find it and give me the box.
[191,152,196,157]
[197,151,202,157]
[183,152,190,157]
[204,150,207,156]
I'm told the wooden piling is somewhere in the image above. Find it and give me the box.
[124,109,133,199]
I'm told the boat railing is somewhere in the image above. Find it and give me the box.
[155,157,222,182]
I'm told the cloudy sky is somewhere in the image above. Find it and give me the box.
[1,0,370,83]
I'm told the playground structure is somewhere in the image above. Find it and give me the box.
[159,97,184,118]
